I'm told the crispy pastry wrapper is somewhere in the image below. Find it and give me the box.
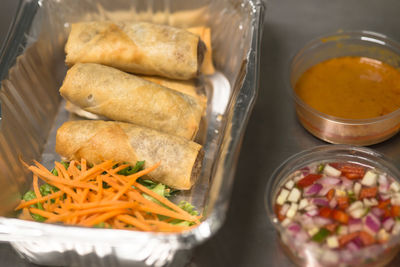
[56,120,203,190]
[65,21,205,80]
[187,27,215,75]
[60,63,204,140]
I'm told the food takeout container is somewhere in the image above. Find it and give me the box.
[0,0,264,266]
[290,31,400,146]
[265,145,400,267]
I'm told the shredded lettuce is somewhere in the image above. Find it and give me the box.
[117,161,145,176]
[50,161,70,176]
[39,183,59,196]
[22,191,46,222]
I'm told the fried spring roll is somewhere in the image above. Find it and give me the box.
[56,120,203,190]
[60,63,204,140]
[65,21,206,80]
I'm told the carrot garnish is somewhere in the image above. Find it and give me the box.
[16,159,201,233]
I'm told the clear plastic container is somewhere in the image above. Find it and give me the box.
[265,145,400,267]
[290,31,400,146]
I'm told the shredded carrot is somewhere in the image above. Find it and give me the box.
[33,174,42,199]
[16,159,201,233]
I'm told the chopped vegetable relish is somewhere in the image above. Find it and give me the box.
[274,161,400,266]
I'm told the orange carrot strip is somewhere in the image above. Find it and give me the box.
[112,163,160,201]
[81,210,126,227]
[133,182,198,221]
[29,166,98,191]
[28,208,56,219]
[81,158,87,172]
[78,160,114,181]
[33,174,42,199]
[80,188,90,204]
[97,175,103,202]
[15,191,64,210]
[55,162,71,180]
[116,215,153,231]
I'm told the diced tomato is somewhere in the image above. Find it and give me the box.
[378,199,391,209]
[332,210,349,224]
[340,164,365,179]
[358,231,375,246]
[326,189,335,201]
[359,187,377,199]
[275,204,285,221]
[319,207,333,218]
[391,205,400,217]
[337,196,349,210]
[329,162,342,170]
[339,232,359,246]
[325,223,338,232]
[384,208,392,218]
[297,174,322,188]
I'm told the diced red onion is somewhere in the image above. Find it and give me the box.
[288,223,301,233]
[383,217,395,232]
[353,237,364,248]
[349,219,363,233]
[379,183,389,194]
[319,176,341,186]
[365,214,381,233]
[371,207,384,218]
[313,216,332,226]
[312,198,329,206]
[341,178,354,190]
[378,174,388,186]
[318,185,334,196]
[380,194,390,200]
[295,231,309,243]
[341,250,354,261]
[347,241,360,252]
[304,183,323,196]
[329,198,337,209]
[300,166,310,176]
[349,218,362,224]
[300,214,314,226]
[306,209,319,217]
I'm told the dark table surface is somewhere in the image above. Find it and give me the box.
[3,0,400,266]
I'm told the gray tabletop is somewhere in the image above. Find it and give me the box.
[2,0,400,266]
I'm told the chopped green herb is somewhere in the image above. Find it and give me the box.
[348,191,356,203]
[311,228,331,243]
[317,164,325,173]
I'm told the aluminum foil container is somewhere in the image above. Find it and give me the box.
[0,0,264,266]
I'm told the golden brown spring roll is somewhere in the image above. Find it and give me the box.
[65,21,205,80]
[60,63,204,140]
[187,27,215,75]
[56,120,203,190]
[64,75,206,120]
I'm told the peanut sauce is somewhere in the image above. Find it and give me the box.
[295,56,400,119]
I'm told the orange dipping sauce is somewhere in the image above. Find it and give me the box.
[295,56,400,119]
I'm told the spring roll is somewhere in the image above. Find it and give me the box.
[187,27,215,75]
[56,120,203,190]
[65,21,206,80]
[60,63,204,140]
